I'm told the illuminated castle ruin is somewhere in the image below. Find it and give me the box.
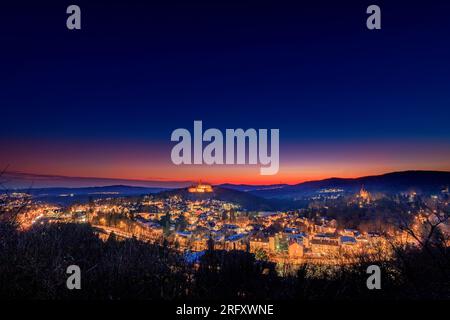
[188,182,213,193]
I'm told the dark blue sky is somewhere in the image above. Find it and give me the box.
[1,0,450,183]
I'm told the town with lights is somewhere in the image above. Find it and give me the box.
[3,181,449,272]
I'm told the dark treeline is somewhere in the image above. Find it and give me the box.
[1,222,449,300]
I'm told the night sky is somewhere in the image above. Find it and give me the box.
[1,0,450,185]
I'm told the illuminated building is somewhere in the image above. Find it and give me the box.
[288,241,304,259]
[188,182,213,193]
[359,185,370,200]
[356,185,371,205]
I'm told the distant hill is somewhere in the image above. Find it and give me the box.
[155,186,300,211]
[250,171,450,199]
[218,183,288,192]
[2,171,193,189]
[23,185,167,196]
[7,170,450,206]
[18,185,169,205]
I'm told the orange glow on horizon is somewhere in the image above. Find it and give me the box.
[2,138,450,185]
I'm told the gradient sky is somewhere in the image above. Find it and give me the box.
[1,0,450,185]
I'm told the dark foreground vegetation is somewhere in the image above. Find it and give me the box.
[1,222,449,300]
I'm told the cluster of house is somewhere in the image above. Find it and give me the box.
[66,193,387,262]
[138,205,389,262]
[248,228,383,262]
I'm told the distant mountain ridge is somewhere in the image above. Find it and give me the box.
[248,171,450,199]
[218,183,288,192]
[14,185,170,206]
[2,171,193,189]
[5,170,450,203]
[22,185,168,196]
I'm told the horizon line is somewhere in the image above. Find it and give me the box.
[3,169,450,189]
